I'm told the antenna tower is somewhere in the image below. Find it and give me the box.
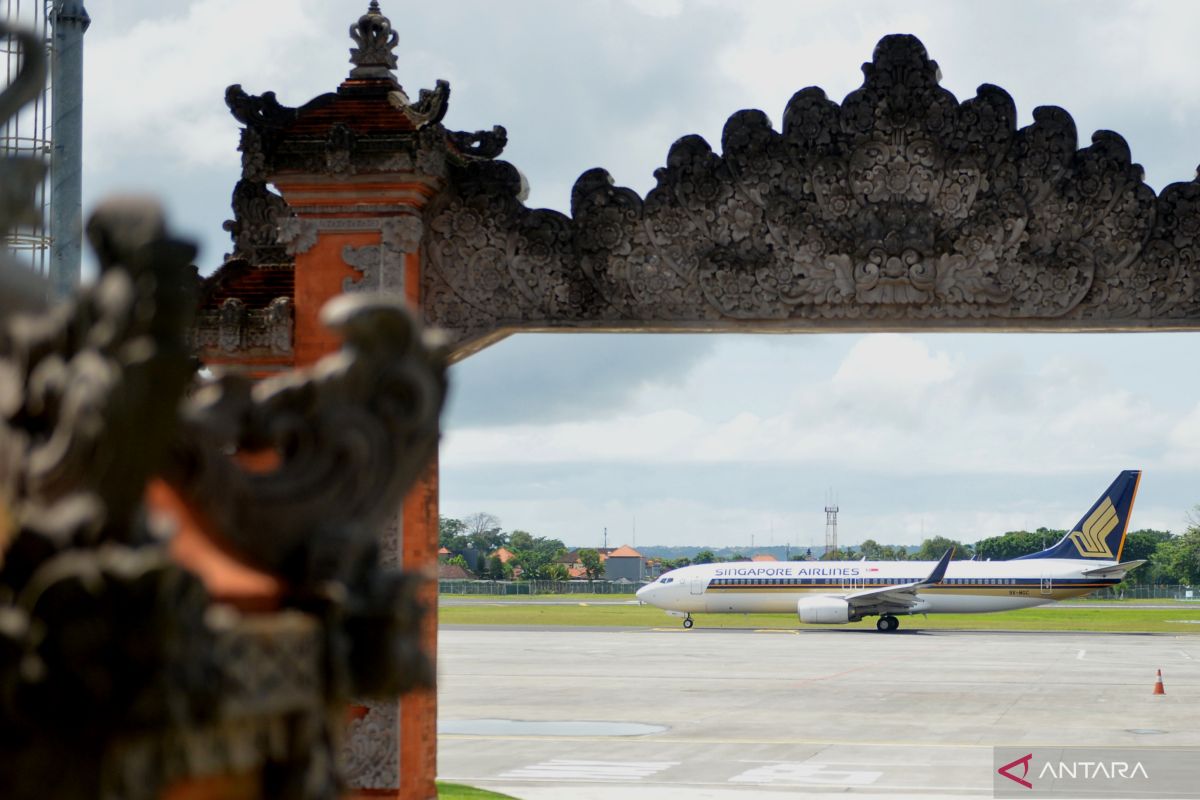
[1,0,90,294]
[824,491,839,558]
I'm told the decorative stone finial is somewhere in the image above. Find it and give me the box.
[349,2,399,79]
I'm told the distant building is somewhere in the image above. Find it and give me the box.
[751,554,777,562]
[491,547,516,564]
[438,563,474,580]
[437,546,451,560]
[603,544,645,582]
[560,547,620,579]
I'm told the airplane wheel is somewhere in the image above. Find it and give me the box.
[683,618,694,629]
[876,617,889,632]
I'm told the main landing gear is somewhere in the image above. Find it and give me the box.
[876,615,900,632]
[682,615,694,629]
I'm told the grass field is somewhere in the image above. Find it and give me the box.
[439,602,1200,632]
[442,593,639,602]
[436,782,516,799]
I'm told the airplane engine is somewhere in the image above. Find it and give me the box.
[797,596,853,624]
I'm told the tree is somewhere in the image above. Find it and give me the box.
[858,539,885,560]
[1120,529,1174,585]
[1157,525,1200,586]
[482,554,512,580]
[446,554,470,572]
[439,516,469,552]
[463,512,506,553]
[508,532,567,580]
[579,548,604,580]
[508,530,535,552]
[693,549,716,564]
[545,563,569,581]
[914,536,972,561]
[975,530,1044,560]
[1123,529,1173,559]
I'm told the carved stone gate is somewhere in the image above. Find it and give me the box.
[198,4,1200,798]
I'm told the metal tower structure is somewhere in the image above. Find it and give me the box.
[49,0,88,297]
[2,0,53,275]
[1,0,88,294]
[824,493,839,558]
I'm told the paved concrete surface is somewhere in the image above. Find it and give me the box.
[437,627,1200,798]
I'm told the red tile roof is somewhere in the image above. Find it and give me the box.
[751,554,778,562]
[607,545,642,558]
[202,260,294,310]
[286,80,419,137]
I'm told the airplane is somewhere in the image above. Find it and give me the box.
[636,470,1144,631]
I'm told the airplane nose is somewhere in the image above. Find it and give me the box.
[636,584,652,602]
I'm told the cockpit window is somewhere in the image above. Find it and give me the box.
[660,577,674,583]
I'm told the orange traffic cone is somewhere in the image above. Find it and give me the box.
[1153,669,1165,695]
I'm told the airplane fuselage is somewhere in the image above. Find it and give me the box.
[636,558,1121,617]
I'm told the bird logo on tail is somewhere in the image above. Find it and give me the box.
[1068,497,1119,558]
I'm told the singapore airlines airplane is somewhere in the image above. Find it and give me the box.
[636,470,1144,631]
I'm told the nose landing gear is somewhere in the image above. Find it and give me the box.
[876,615,899,632]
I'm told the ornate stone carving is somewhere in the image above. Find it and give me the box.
[194,297,294,356]
[383,215,424,252]
[447,125,508,160]
[219,297,246,351]
[423,34,1200,353]
[342,701,400,789]
[349,1,399,79]
[390,79,451,130]
[222,4,497,189]
[342,215,423,295]
[265,296,294,352]
[278,216,319,255]
[222,180,293,262]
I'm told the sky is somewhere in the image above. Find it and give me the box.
[71,0,1200,550]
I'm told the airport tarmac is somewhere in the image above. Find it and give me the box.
[437,626,1200,799]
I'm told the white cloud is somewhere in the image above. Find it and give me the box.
[1163,404,1200,468]
[85,0,338,172]
[443,333,1185,478]
[623,0,685,19]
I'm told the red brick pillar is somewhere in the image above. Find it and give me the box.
[272,174,440,800]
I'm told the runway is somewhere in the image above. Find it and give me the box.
[437,627,1200,798]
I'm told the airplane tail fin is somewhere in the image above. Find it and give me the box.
[1015,470,1141,561]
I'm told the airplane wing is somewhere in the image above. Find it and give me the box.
[843,548,954,614]
[1080,559,1145,578]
